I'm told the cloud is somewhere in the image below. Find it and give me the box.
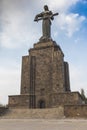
[0,0,85,49]
[56,13,86,37]
[45,0,79,11]
[70,64,87,95]
[81,0,87,4]
[0,0,85,48]
[0,0,40,49]
[0,66,20,104]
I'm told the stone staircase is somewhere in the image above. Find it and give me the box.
[0,106,64,119]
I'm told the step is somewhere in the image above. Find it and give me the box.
[1,106,64,119]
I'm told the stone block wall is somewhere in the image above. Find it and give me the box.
[9,92,83,108]
[51,92,83,107]
[21,41,66,96]
[9,95,30,108]
[64,105,87,118]
[21,56,30,94]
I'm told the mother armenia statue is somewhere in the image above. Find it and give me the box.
[34,5,59,42]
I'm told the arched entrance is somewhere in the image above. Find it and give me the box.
[38,100,45,108]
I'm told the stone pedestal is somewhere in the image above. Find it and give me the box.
[9,40,83,108]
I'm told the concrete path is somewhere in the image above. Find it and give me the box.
[0,119,87,130]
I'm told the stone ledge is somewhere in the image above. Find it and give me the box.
[34,41,57,48]
[29,41,64,56]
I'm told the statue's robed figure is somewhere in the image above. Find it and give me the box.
[34,5,58,42]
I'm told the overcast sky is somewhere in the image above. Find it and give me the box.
[0,0,87,104]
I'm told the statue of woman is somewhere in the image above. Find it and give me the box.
[34,5,58,42]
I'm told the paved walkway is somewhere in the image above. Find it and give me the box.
[0,119,87,130]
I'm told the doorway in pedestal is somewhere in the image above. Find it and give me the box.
[38,100,45,108]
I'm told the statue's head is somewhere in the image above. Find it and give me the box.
[44,5,49,11]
